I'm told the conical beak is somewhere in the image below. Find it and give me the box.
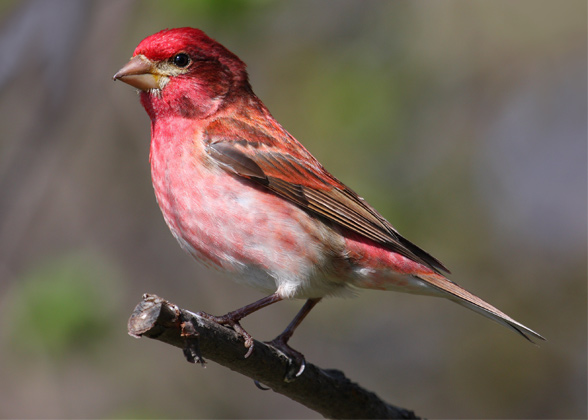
[113,55,160,91]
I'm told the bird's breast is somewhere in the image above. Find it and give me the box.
[148,118,349,298]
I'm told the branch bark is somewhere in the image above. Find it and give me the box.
[128,294,420,419]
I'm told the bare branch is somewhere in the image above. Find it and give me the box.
[128,294,420,419]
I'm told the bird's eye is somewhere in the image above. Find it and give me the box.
[172,53,191,68]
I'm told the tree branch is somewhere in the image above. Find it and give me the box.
[128,294,420,419]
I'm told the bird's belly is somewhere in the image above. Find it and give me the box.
[150,141,347,298]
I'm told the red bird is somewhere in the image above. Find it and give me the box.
[114,28,544,377]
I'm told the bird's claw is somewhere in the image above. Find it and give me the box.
[253,380,270,390]
[196,307,307,381]
[196,311,254,358]
[265,338,306,382]
[230,321,255,358]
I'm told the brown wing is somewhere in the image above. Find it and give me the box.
[204,116,449,274]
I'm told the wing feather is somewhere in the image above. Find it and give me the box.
[204,117,449,274]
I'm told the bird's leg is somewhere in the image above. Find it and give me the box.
[197,292,283,357]
[266,297,321,381]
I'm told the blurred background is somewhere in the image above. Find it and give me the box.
[0,0,585,418]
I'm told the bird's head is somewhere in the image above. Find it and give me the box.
[114,27,250,119]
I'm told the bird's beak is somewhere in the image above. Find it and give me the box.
[113,55,161,91]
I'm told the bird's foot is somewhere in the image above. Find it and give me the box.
[265,336,306,382]
[196,311,255,358]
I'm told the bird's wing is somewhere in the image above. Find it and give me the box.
[204,116,449,274]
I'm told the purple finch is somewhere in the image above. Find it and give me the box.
[114,28,544,378]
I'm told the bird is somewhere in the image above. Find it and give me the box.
[113,27,544,378]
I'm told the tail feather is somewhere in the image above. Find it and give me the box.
[419,273,545,343]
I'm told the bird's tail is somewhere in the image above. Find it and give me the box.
[418,272,545,343]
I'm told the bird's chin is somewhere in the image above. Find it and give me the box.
[145,76,169,97]
[144,87,163,98]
